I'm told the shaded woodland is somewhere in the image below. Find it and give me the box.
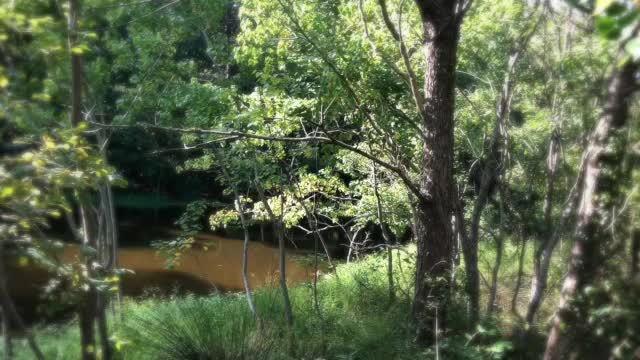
[1,0,640,359]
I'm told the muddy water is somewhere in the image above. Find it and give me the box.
[70,233,315,292]
[9,233,317,323]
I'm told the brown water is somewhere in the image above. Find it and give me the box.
[8,233,317,323]
[96,233,313,291]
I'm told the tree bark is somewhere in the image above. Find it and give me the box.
[411,0,461,344]
[543,61,638,360]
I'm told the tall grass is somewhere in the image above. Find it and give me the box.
[4,243,558,359]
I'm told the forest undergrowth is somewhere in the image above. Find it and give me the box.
[6,242,556,360]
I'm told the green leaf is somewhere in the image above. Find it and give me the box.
[80,245,98,258]
[624,37,640,60]
[595,0,615,15]
[595,16,621,39]
[0,186,15,198]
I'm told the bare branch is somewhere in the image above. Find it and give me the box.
[378,0,426,120]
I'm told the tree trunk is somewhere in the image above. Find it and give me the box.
[2,307,11,360]
[543,61,638,360]
[78,205,98,360]
[68,1,100,358]
[464,46,522,326]
[0,242,44,360]
[526,128,561,324]
[632,227,639,276]
[631,204,639,276]
[487,184,508,316]
[487,195,505,316]
[411,1,460,344]
[372,163,395,303]
[255,184,293,327]
[96,295,112,360]
[234,193,258,320]
[511,227,527,318]
[486,236,503,315]
[456,199,480,326]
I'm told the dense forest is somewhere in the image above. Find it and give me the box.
[1,0,639,358]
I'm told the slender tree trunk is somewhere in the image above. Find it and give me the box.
[486,236,503,315]
[2,308,11,360]
[486,196,505,316]
[544,61,638,360]
[631,206,639,276]
[511,227,527,318]
[78,205,98,360]
[487,184,508,315]
[255,183,293,327]
[96,295,112,360]
[234,193,258,319]
[463,8,542,325]
[346,228,362,264]
[632,227,639,276]
[0,242,44,360]
[96,131,117,359]
[291,190,326,352]
[456,197,479,327]
[411,2,460,343]
[526,128,561,324]
[465,45,523,326]
[372,163,395,303]
[69,1,100,357]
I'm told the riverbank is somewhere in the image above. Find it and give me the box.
[4,244,551,359]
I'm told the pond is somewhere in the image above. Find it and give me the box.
[8,232,319,324]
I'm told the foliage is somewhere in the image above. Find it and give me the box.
[4,243,558,359]
[0,125,125,302]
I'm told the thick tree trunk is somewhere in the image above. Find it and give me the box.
[543,61,638,360]
[411,1,460,344]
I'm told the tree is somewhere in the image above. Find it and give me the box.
[544,2,640,357]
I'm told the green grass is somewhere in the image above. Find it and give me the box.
[5,243,558,359]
